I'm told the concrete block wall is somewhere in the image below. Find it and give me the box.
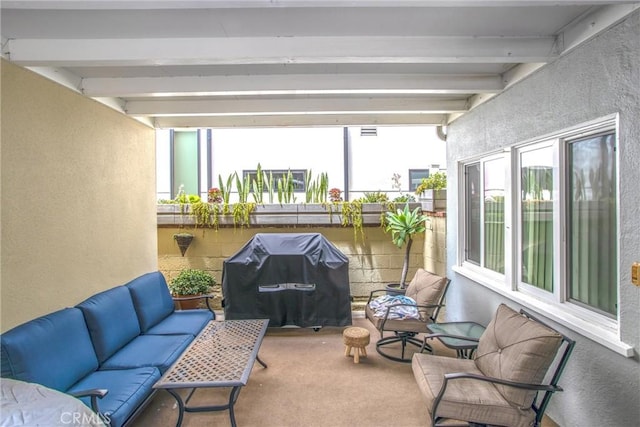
[158,225,425,308]
[423,212,447,277]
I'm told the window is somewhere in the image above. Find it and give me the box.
[484,158,506,274]
[464,163,481,265]
[460,117,618,320]
[409,169,430,191]
[463,157,505,274]
[243,169,307,193]
[518,143,554,293]
[566,131,617,316]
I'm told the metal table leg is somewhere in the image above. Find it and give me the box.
[166,389,185,427]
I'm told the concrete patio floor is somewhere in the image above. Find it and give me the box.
[132,314,560,427]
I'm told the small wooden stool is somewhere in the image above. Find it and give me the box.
[343,327,370,363]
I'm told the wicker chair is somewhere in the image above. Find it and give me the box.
[412,304,575,427]
[365,269,450,362]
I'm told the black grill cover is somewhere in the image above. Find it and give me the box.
[222,233,352,327]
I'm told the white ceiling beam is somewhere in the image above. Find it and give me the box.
[25,66,84,93]
[3,1,634,10]
[501,62,546,89]
[24,66,133,118]
[125,97,468,116]
[152,112,448,129]
[559,3,640,53]
[7,36,558,66]
[82,74,503,97]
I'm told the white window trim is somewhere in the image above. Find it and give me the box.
[453,264,634,357]
[455,113,633,357]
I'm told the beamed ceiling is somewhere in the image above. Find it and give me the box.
[2,1,639,128]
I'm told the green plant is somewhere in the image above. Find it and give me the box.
[190,201,214,228]
[235,172,250,203]
[231,202,256,228]
[393,194,416,203]
[251,163,265,204]
[305,170,330,203]
[385,203,427,287]
[277,170,296,204]
[360,191,389,203]
[218,173,234,204]
[415,172,447,195]
[340,200,364,240]
[169,269,216,296]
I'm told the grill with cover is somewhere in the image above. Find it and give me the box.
[222,233,352,328]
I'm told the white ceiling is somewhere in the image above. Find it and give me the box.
[2,1,639,128]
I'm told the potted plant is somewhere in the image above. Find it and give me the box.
[384,203,427,294]
[169,269,216,309]
[415,171,447,212]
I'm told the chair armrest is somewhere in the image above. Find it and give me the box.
[444,372,562,393]
[172,294,216,316]
[69,388,108,413]
[171,294,214,301]
[424,333,480,343]
[383,302,444,320]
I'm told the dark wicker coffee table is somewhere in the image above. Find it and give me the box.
[154,319,269,427]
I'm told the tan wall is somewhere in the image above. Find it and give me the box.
[158,226,425,303]
[1,60,158,331]
[423,212,447,277]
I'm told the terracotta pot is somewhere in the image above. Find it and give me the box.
[385,283,407,296]
[174,295,202,310]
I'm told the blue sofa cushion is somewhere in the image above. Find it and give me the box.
[99,334,192,373]
[77,286,141,364]
[126,271,175,333]
[69,367,160,427]
[146,310,213,336]
[0,308,98,392]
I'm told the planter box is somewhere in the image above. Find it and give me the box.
[420,190,447,212]
[157,202,421,228]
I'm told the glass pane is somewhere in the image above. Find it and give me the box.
[520,147,554,291]
[173,130,200,197]
[568,132,617,316]
[465,163,481,265]
[409,169,430,191]
[484,158,505,273]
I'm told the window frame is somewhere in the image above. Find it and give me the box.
[514,139,559,302]
[460,154,508,276]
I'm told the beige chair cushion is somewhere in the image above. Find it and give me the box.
[474,304,563,409]
[412,353,536,427]
[404,269,448,320]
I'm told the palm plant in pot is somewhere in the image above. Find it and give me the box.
[169,268,216,309]
[384,203,427,294]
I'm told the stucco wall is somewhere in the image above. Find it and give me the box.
[1,60,158,331]
[158,225,425,304]
[446,11,639,427]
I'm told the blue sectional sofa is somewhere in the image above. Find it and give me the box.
[1,271,215,427]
